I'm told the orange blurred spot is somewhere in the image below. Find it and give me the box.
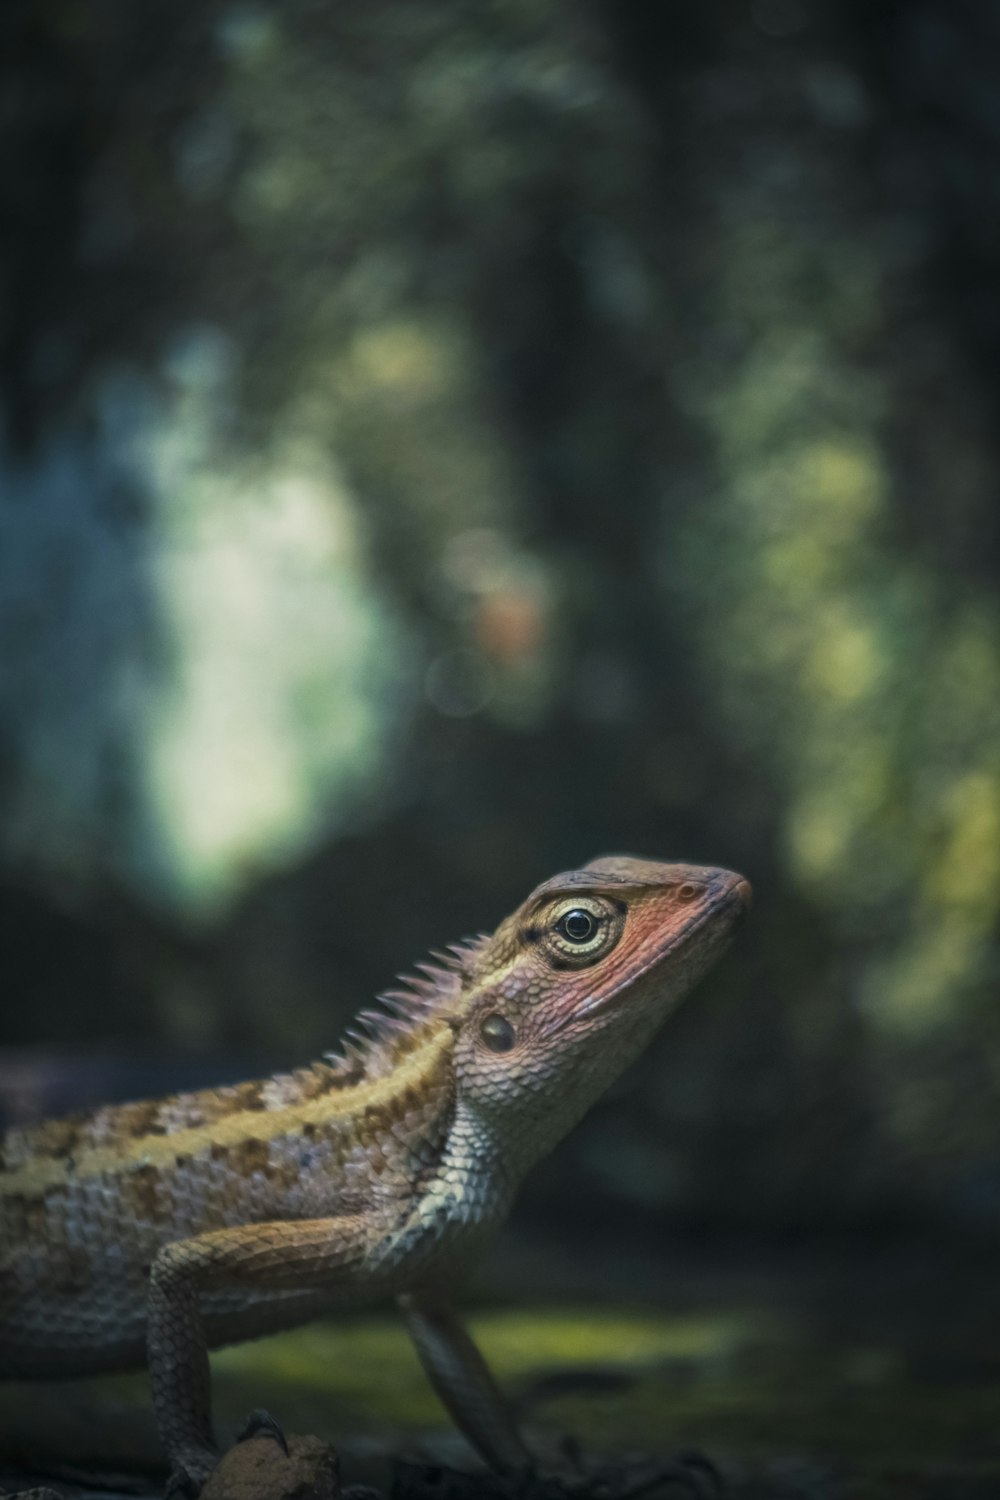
[473,590,547,667]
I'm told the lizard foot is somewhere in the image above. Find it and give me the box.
[0,1489,65,1499]
[614,1452,724,1500]
[561,1450,724,1500]
[164,1447,219,1499]
[235,1408,290,1456]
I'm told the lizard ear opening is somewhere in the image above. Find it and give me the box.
[479,1014,516,1053]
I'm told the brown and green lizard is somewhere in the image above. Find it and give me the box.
[0,855,750,1491]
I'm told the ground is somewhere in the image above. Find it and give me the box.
[3,1234,999,1500]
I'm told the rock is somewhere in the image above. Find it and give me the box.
[200,1436,340,1500]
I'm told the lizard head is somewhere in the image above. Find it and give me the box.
[450,855,750,1167]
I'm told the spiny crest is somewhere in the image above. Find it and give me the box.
[322,934,489,1082]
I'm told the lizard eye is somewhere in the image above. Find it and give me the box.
[556,909,596,943]
[542,896,625,967]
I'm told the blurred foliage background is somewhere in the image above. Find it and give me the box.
[3,0,1000,1253]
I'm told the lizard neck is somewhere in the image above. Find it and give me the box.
[372,1094,518,1287]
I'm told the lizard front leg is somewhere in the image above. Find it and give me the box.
[398,1290,531,1473]
[148,1216,373,1493]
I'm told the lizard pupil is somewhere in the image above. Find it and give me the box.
[480,1013,516,1053]
[559,909,596,943]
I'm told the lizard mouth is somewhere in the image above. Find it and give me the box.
[545,877,750,1034]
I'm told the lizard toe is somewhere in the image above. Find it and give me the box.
[235,1407,290,1456]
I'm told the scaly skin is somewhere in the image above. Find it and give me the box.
[0,855,750,1489]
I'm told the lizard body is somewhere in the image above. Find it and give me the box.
[0,855,750,1487]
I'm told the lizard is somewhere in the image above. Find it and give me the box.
[0,854,750,1493]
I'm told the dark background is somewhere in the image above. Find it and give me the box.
[4,0,1000,1264]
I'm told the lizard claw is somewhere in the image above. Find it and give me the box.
[235,1407,290,1456]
